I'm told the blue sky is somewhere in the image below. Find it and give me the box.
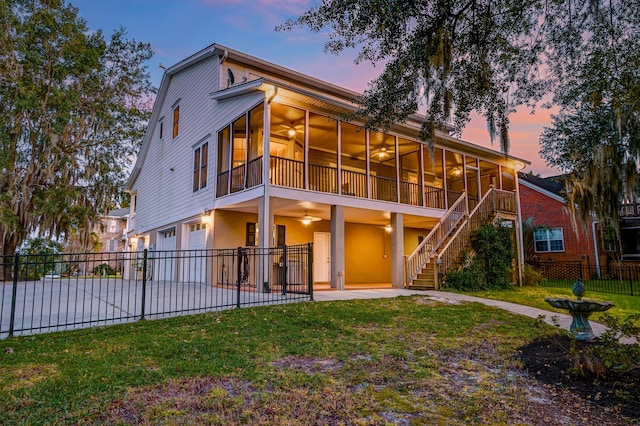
[71,0,557,176]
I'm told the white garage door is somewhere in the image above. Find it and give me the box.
[187,223,207,283]
[156,229,176,282]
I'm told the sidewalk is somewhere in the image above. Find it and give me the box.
[313,289,637,344]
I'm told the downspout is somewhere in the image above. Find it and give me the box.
[220,50,229,64]
[592,220,601,278]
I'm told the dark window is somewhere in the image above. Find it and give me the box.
[277,225,286,246]
[159,120,164,139]
[246,223,256,246]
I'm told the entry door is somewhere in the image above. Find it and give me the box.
[313,232,331,282]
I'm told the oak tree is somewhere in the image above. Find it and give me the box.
[0,0,154,275]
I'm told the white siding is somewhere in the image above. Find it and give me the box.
[133,56,267,236]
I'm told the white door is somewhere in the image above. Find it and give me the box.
[187,223,207,283]
[313,232,331,282]
[156,229,176,282]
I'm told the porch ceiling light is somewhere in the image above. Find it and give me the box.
[288,122,297,137]
[378,146,387,159]
[384,224,392,233]
[300,211,320,226]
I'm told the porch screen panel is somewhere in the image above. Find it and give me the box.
[217,126,231,197]
[479,160,499,194]
[308,112,338,194]
[445,151,464,208]
[423,147,445,209]
[269,102,305,188]
[247,102,264,188]
[398,138,421,206]
[340,122,367,198]
[231,115,247,193]
[369,131,397,202]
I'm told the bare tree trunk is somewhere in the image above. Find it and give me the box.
[0,233,17,282]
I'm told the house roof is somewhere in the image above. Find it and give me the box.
[518,172,566,202]
[126,43,530,191]
[106,207,130,218]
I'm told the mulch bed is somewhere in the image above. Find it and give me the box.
[521,335,640,420]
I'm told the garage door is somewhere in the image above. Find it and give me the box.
[187,223,207,283]
[156,229,176,282]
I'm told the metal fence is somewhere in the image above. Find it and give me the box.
[529,261,637,296]
[0,244,313,339]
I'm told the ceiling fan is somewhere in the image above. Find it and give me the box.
[370,142,395,161]
[274,121,304,140]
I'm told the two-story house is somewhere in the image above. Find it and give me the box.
[126,44,528,290]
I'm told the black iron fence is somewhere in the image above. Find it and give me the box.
[529,261,637,296]
[0,244,313,339]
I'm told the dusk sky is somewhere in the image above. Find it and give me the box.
[72,0,560,176]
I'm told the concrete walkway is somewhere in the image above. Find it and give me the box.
[313,289,637,344]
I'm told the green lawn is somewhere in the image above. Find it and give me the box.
[465,286,640,320]
[0,296,564,425]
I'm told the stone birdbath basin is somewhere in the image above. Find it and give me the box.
[545,279,614,341]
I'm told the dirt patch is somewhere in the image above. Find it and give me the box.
[271,356,344,375]
[521,335,640,420]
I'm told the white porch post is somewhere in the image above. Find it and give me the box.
[331,205,345,290]
[390,212,404,288]
[258,196,274,292]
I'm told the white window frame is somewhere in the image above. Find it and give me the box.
[534,227,565,253]
[107,239,119,252]
[192,141,209,192]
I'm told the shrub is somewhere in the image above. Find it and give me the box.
[18,238,63,280]
[522,264,545,286]
[442,223,515,291]
[93,263,116,276]
[570,314,640,378]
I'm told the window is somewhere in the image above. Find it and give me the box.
[534,228,565,252]
[277,225,286,246]
[246,223,256,246]
[107,239,118,252]
[108,220,118,233]
[159,119,164,139]
[173,105,180,138]
[193,142,208,192]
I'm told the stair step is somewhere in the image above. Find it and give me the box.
[408,283,437,290]
[412,278,435,286]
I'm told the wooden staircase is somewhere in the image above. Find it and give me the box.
[405,188,518,290]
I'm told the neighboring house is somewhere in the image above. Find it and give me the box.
[126,44,528,290]
[85,208,130,275]
[518,173,600,266]
[94,208,130,254]
[619,194,640,260]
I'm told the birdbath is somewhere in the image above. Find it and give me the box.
[545,279,614,341]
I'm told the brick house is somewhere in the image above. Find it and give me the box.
[84,208,130,275]
[518,173,601,273]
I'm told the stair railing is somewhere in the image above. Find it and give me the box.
[404,192,467,286]
[436,188,516,277]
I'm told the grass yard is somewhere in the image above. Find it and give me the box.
[0,295,637,425]
[466,286,640,320]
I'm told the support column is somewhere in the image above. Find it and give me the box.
[258,196,274,292]
[390,212,404,288]
[331,205,345,290]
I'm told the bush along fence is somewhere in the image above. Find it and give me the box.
[529,260,637,296]
[0,244,313,339]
